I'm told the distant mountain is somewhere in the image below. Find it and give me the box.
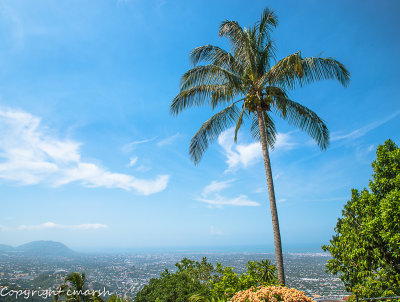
[17,241,76,256]
[0,241,76,257]
[0,244,14,252]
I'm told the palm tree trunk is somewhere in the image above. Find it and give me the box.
[256,104,285,285]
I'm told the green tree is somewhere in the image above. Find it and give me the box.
[135,258,212,302]
[54,272,103,302]
[107,296,132,302]
[135,257,277,302]
[245,259,278,285]
[322,140,400,297]
[171,8,350,285]
[134,271,209,302]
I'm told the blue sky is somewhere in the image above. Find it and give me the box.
[0,0,399,251]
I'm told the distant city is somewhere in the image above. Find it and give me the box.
[0,241,348,300]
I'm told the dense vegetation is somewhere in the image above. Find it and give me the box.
[134,257,279,302]
[322,140,400,297]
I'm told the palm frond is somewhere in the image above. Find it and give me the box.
[250,112,277,148]
[170,84,239,115]
[257,40,276,76]
[273,97,329,150]
[218,20,249,69]
[256,8,278,50]
[190,102,242,164]
[266,52,350,89]
[263,86,287,98]
[243,27,258,76]
[190,45,243,75]
[234,106,248,142]
[219,20,246,46]
[180,65,242,91]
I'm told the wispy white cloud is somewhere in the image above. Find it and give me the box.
[332,110,400,142]
[17,222,108,231]
[135,165,152,172]
[121,138,156,154]
[128,156,138,167]
[156,133,181,147]
[274,132,298,150]
[0,225,9,231]
[198,195,260,207]
[202,179,235,197]
[199,179,261,207]
[253,187,265,193]
[0,106,169,195]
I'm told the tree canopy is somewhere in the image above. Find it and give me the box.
[134,257,278,302]
[322,139,400,297]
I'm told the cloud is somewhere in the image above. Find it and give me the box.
[218,128,298,172]
[278,198,287,203]
[198,194,260,207]
[253,187,265,193]
[0,225,9,231]
[128,156,138,167]
[17,222,108,231]
[331,110,400,142]
[218,128,261,172]
[202,179,235,197]
[156,133,181,147]
[121,138,156,154]
[0,106,169,195]
[199,179,260,207]
[274,132,298,150]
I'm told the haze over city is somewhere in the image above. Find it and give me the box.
[0,0,399,252]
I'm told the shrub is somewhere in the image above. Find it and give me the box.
[231,286,315,302]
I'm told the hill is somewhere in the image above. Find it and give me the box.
[0,244,14,252]
[16,240,76,256]
[0,241,76,257]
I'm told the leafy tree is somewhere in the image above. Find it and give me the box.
[171,7,349,284]
[245,259,278,285]
[135,258,212,302]
[322,140,400,297]
[134,270,209,302]
[134,258,278,302]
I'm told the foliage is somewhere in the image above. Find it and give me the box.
[134,269,209,302]
[231,286,314,302]
[170,7,349,163]
[54,272,104,302]
[107,295,132,302]
[134,257,278,302]
[322,140,400,297]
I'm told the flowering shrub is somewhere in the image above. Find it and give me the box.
[231,286,315,302]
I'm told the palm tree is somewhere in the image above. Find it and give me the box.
[170,8,349,285]
[256,260,277,284]
[54,272,103,302]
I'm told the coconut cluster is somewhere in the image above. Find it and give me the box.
[244,93,272,112]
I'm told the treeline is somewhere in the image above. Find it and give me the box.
[135,257,279,302]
